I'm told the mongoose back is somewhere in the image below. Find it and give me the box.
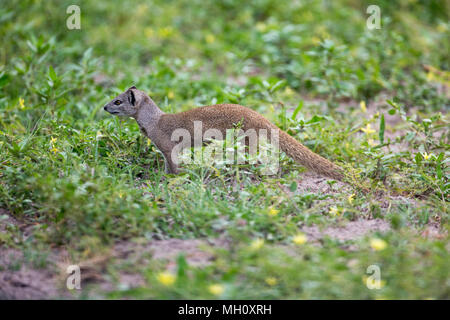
[103,86,344,180]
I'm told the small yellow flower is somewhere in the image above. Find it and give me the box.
[348,194,355,204]
[212,167,221,177]
[158,26,174,38]
[268,207,279,216]
[118,191,124,199]
[208,284,224,295]
[265,277,277,286]
[361,124,376,135]
[205,34,215,44]
[157,272,176,286]
[284,87,294,96]
[422,152,433,160]
[250,238,264,250]
[370,238,387,251]
[19,98,25,109]
[360,100,367,113]
[50,136,57,144]
[255,22,267,32]
[329,206,340,217]
[147,138,151,146]
[293,233,307,245]
[368,139,377,147]
[167,90,175,99]
[51,147,59,154]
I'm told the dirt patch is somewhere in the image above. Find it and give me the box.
[295,171,350,194]
[420,223,448,240]
[0,249,61,300]
[0,236,229,299]
[80,238,229,296]
[114,237,229,271]
[0,210,60,299]
[302,219,391,242]
[0,267,60,299]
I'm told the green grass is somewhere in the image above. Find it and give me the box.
[0,0,448,299]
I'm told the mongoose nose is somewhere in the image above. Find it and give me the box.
[103,106,108,111]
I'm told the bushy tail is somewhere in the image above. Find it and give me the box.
[278,129,344,181]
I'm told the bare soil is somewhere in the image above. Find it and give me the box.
[0,218,229,299]
[301,219,391,242]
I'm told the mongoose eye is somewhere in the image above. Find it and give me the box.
[114,100,122,105]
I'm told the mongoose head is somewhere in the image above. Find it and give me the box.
[103,86,145,117]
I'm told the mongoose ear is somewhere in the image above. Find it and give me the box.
[129,86,137,90]
[128,88,136,106]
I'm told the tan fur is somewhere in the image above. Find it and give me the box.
[104,87,344,180]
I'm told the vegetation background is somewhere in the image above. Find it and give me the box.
[0,0,448,299]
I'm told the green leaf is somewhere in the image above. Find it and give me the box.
[386,100,399,108]
[26,40,37,53]
[0,73,10,88]
[269,80,286,93]
[292,100,303,120]
[176,254,188,281]
[48,66,57,81]
[388,109,396,115]
[379,113,385,144]
[436,163,442,180]
[289,181,297,192]
[306,115,324,124]
[414,153,422,165]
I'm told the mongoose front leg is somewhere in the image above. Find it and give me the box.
[164,155,179,174]
[159,144,179,174]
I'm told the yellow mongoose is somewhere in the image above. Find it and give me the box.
[104,86,344,180]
